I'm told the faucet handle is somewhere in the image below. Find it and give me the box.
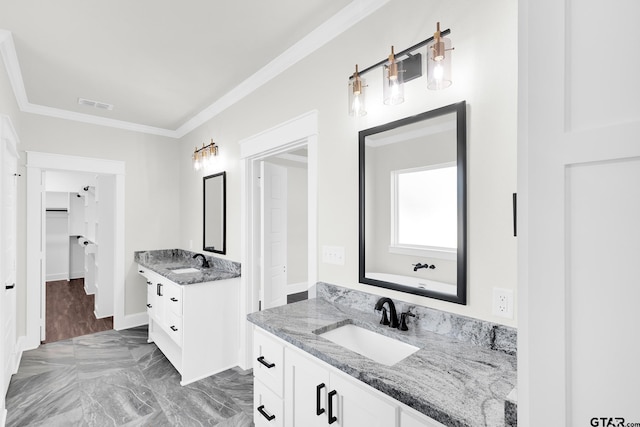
[399,311,416,331]
[379,307,390,325]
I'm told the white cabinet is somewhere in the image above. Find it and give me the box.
[253,327,285,426]
[139,265,239,385]
[253,326,444,427]
[285,346,397,427]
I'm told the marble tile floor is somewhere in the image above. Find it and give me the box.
[5,326,254,427]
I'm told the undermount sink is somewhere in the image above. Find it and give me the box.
[169,267,200,274]
[318,323,419,366]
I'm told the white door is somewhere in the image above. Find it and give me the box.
[520,0,640,425]
[1,121,18,404]
[261,161,288,309]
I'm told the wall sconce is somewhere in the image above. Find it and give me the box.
[348,65,367,116]
[193,138,219,171]
[383,46,405,105]
[426,22,453,90]
[347,22,453,115]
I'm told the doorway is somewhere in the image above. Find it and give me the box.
[43,181,114,343]
[25,152,125,350]
[260,148,309,309]
[238,111,318,369]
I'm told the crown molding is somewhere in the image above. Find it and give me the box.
[0,0,390,140]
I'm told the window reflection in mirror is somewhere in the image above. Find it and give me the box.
[359,101,467,304]
[203,171,226,254]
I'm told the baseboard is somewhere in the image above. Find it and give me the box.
[69,271,84,280]
[1,408,7,427]
[14,335,25,373]
[287,281,308,294]
[45,273,69,282]
[114,312,148,331]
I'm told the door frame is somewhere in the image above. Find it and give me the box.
[238,110,318,369]
[25,151,125,349]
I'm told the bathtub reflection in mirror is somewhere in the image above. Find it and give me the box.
[359,101,467,304]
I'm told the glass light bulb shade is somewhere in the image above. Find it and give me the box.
[427,37,452,90]
[348,76,367,116]
[383,64,405,105]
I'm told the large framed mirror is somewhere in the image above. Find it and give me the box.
[359,101,467,304]
[203,171,226,254]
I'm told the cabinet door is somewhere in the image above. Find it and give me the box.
[254,380,283,427]
[254,328,285,397]
[329,372,398,427]
[285,347,330,427]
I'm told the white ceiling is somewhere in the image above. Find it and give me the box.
[0,0,388,137]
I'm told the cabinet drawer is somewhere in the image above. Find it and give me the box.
[165,282,183,315]
[254,380,283,427]
[254,327,284,397]
[165,311,183,345]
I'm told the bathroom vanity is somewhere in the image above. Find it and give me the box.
[135,249,241,385]
[248,283,517,427]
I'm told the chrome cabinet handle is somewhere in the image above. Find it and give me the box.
[257,405,275,421]
[257,356,275,368]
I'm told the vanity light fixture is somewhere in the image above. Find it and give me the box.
[383,46,405,105]
[426,22,453,90]
[347,22,453,115]
[192,139,219,171]
[348,65,367,116]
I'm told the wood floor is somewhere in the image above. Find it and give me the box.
[44,278,113,343]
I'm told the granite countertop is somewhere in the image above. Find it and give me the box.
[134,249,241,285]
[248,297,516,427]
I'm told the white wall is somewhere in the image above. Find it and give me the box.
[179,0,518,326]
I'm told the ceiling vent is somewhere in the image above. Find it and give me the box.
[78,97,114,111]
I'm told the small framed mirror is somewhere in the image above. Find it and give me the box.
[359,101,467,304]
[203,171,226,254]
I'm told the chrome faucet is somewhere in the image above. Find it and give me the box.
[192,253,210,268]
[374,297,399,328]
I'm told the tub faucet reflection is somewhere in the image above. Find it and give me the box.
[413,262,436,271]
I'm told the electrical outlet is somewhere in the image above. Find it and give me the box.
[322,245,345,265]
[492,288,514,319]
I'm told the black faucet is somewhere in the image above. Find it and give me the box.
[399,311,416,331]
[413,262,435,271]
[374,297,399,328]
[192,253,210,268]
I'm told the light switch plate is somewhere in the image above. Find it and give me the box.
[322,245,345,265]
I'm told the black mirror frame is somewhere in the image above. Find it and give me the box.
[358,101,467,304]
[203,171,227,255]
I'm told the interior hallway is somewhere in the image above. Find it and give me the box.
[5,327,254,426]
[45,279,113,343]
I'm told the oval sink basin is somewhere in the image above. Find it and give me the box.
[318,324,419,366]
[170,267,200,274]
